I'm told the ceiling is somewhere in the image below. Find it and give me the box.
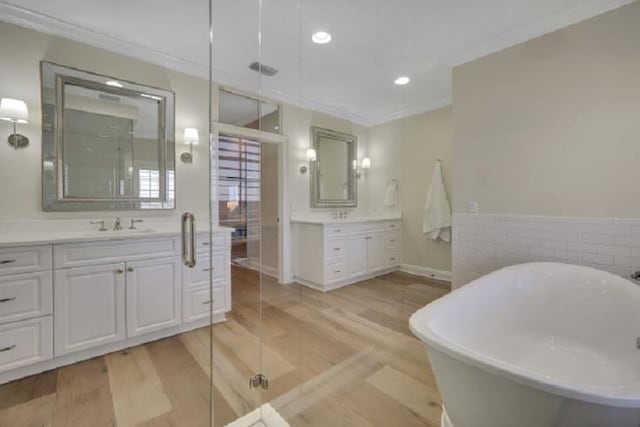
[0,0,633,126]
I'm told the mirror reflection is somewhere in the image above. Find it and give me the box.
[311,126,357,207]
[41,62,175,211]
[218,89,280,133]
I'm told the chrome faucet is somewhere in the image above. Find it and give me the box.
[113,217,123,231]
[129,219,144,230]
[90,220,107,232]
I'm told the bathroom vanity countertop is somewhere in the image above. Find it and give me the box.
[290,213,402,225]
[0,225,234,248]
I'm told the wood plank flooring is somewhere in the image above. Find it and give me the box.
[0,267,449,427]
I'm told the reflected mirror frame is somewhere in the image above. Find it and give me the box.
[310,126,357,208]
[40,61,176,211]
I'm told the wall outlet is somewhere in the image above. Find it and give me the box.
[467,201,479,214]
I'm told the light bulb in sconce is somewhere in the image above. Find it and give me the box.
[361,157,371,169]
[180,127,200,164]
[0,98,30,149]
[300,148,317,174]
[305,148,317,162]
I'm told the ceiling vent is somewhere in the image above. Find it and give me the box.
[249,61,278,77]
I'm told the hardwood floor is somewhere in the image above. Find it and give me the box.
[0,267,449,427]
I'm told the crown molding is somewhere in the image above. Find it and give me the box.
[0,0,634,127]
[444,0,636,67]
[0,1,376,126]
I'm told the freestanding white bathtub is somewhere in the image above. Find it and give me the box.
[410,262,640,427]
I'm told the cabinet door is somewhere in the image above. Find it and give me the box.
[126,257,181,337]
[348,235,368,278]
[367,233,386,273]
[54,263,126,355]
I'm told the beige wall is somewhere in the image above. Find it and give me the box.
[0,21,215,222]
[368,107,453,273]
[453,2,640,217]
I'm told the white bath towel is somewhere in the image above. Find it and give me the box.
[423,160,451,242]
[384,180,398,207]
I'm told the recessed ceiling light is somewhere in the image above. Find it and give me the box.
[394,76,410,85]
[312,31,332,44]
[105,80,123,88]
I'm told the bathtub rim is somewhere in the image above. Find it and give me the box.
[409,262,640,409]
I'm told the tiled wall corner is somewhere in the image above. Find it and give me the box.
[452,213,640,288]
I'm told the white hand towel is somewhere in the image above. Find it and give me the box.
[423,161,451,242]
[384,180,398,207]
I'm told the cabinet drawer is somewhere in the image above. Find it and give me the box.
[384,231,401,249]
[384,248,401,268]
[182,252,230,288]
[383,221,402,232]
[183,285,227,322]
[196,232,230,253]
[326,261,347,283]
[325,225,347,238]
[0,316,53,373]
[0,272,53,324]
[54,237,180,268]
[325,239,347,259]
[0,246,52,276]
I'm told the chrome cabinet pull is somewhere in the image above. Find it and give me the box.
[201,299,215,305]
[181,213,196,268]
[0,259,16,265]
[333,247,341,251]
[0,345,15,352]
[333,270,341,273]
[0,297,16,303]
[202,268,213,272]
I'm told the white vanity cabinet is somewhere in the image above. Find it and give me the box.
[53,237,182,356]
[0,228,233,385]
[293,219,402,291]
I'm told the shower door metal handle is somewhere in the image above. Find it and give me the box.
[181,212,196,268]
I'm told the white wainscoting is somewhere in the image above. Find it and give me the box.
[452,213,640,288]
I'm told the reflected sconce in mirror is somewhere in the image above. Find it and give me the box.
[300,148,317,174]
[0,98,30,149]
[180,127,199,163]
[356,157,371,178]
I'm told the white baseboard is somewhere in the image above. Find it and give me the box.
[234,258,279,280]
[399,264,452,282]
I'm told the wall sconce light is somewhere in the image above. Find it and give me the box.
[180,127,199,163]
[356,157,372,178]
[300,148,317,174]
[0,98,30,149]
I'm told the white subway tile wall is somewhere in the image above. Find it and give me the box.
[452,213,640,288]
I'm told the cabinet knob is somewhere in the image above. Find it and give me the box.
[116,269,124,274]
[127,267,134,272]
